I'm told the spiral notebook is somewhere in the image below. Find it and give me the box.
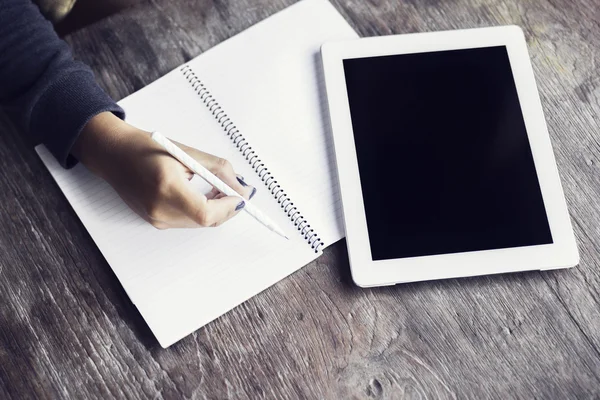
[35,0,358,347]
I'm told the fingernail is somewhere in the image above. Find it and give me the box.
[249,187,257,200]
[236,175,248,187]
[235,200,246,211]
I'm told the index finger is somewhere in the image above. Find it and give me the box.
[171,179,246,227]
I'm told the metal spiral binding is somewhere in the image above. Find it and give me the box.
[181,65,324,252]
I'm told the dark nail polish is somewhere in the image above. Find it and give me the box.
[249,187,257,200]
[235,201,246,211]
[236,176,248,187]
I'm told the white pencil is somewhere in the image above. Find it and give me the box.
[151,132,289,239]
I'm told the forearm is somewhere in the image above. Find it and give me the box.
[0,0,124,167]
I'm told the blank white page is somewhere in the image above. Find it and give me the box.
[186,0,358,247]
[36,0,356,348]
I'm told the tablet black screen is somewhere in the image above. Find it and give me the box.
[343,46,553,261]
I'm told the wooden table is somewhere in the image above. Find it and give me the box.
[1,0,599,398]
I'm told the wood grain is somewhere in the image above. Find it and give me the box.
[1,0,600,398]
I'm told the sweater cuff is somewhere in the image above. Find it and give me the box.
[32,70,125,168]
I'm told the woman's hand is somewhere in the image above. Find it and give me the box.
[72,112,255,229]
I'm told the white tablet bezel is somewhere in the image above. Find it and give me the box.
[321,26,579,287]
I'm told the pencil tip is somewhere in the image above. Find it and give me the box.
[285,236,290,240]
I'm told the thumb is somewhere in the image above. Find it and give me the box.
[179,145,255,199]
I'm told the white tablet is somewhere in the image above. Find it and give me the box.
[321,26,579,287]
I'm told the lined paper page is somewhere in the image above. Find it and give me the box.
[186,0,358,247]
[37,68,318,347]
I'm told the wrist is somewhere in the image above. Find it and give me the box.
[72,112,136,175]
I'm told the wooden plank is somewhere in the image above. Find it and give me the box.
[1,0,600,398]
